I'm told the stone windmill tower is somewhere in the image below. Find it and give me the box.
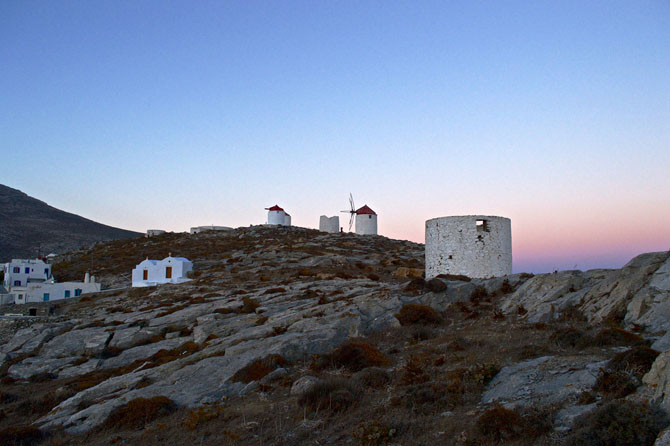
[265,205,287,225]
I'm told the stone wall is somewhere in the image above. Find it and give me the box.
[425,215,512,279]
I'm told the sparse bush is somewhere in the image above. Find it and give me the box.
[476,405,525,441]
[298,377,359,414]
[395,304,442,326]
[313,341,391,372]
[353,420,397,446]
[426,278,446,292]
[595,327,646,347]
[103,396,177,429]
[594,369,637,399]
[470,286,488,303]
[608,346,659,377]
[356,367,391,388]
[0,425,44,446]
[183,405,222,430]
[500,279,514,294]
[549,327,594,349]
[402,278,426,294]
[564,401,668,446]
[239,297,259,314]
[436,273,471,282]
[230,354,289,384]
[367,273,380,281]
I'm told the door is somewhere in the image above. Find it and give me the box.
[165,266,172,279]
[143,270,148,280]
[43,293,49,302]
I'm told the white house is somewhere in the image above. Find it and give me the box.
[146,229,166,237]
[131,255,193,287]
[12,274,102,304]
[3,259,52,289]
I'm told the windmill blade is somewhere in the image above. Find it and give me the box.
[349,193,355,212]
[349,213,354,231]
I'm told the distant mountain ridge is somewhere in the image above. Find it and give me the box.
[0,184,141,261]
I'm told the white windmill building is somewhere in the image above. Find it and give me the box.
[266,205,289,226]
[319,215,340,233]
[341,194,378,235]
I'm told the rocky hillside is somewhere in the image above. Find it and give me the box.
[1,227,670,446]
[0,184,141,261]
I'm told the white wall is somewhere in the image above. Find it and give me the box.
[425,215,512,279]
[22,281,101,303]
[267,210,286,225]
[319,215,340,233]
[355,214,378,235]
[284,214,291,226]
[3,259,52,288]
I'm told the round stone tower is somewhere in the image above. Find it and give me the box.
[355,205,377,235]
[425,215,512,279]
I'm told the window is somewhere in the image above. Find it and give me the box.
[476,219,489,232]
[13,280,21,286]
[17,294,24,300]
[74,289,82,297]
[143,270,148,280]
[165,266,172,279]
[25,267,30,274]
[13,267,20,273]
[43,293,50,302]
[64,290,71,298]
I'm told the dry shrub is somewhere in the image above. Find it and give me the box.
[425,278,447,292]
[155,304,187,318]
[594,369,638,399]
[103,396,177,429]
[352,420,397,446]
[298,268,315,276]
[469,286,488,304]
[500,279,514,294]
[401,356,429,385]
[183,405,223,430]
[263,287,286,295]
[239,297,259,314]
[0,425,44,446]
[436,273,471,282]
[402,278,426,294]
[314,341,391,372]
[549,327,593,349]
[297,377,359,414]
[255,315,269,325]
[475,405,552,442]
[366,273,380,281]
[230,354,289,384]
[356,367,391,388]
[564,401,668,446]
[595,327,646,347]
[395,304,442,326]
[149,341,200,367]
[475,405,525,441]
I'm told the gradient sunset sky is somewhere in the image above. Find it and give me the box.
[1,1,669,273]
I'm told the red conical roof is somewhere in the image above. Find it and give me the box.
[265,205,284,211]
[355,205,376,215]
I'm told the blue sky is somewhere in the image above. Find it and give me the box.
[1,1,669,272]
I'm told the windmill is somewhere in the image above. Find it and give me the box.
[340,193,356,231]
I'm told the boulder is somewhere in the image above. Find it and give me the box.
[290,375,321,396]
[40,327,112,358]
[482,355,607,407]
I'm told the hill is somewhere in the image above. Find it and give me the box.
[1,227,670,445]
[0,184,141,261]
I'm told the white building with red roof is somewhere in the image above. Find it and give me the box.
[355,205,377,235]
[266,205,289,226]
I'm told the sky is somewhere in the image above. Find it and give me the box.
[1,1,669,273]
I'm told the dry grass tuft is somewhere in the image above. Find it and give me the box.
[298,377,359,414]
[103,396,177,430]
[395,304,442,326]
[313,341,391,372]
[183,405,223,430]
[230,354,289,384]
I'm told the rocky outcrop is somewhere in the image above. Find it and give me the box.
[499,252,670,332]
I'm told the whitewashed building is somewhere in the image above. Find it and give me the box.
[319,215,340,233]
[284,213,292,227]
[266,205,288,226]
[3,259,52,289]
[13,274,101,304]
[131,255,193,287]
[190,225,232,234]
[355,205,378,235]
[146,229,166,237]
